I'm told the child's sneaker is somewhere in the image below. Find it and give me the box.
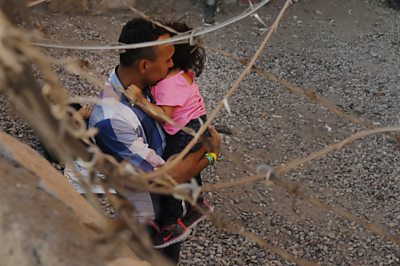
[153,218,190,249]
[146,220,160,240]
[182,199,214,229]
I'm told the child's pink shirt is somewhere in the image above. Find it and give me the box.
[150,71,206,135]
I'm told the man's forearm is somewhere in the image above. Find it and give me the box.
[166,126,221,183]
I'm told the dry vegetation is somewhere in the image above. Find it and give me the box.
[1,0,399,265]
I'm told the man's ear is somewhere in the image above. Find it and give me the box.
[137,59,148,74]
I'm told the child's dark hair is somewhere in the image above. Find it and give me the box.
[166,22,206,77]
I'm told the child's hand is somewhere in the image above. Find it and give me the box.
[126,84,144,103]
[77,104,93,120]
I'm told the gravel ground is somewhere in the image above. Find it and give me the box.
[1,0,400,265]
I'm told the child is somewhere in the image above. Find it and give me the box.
[126,22,216,248]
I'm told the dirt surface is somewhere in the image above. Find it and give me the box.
[0,132,151,266]
[0,153,107,266]
[1,0,400,265]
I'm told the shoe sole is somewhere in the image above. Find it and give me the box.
[153,228,191,249]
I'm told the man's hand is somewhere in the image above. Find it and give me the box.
[201,125,221,155]
[167,126,221,183]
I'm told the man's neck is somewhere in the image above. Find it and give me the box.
[116,65,145,90]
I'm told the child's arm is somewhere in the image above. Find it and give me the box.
[125,85,174,124]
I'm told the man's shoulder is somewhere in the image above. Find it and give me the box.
[89,100,142,130]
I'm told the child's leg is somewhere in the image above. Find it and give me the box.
[157,195,183,227]
[158,131,195,227]
[160,115,210,226]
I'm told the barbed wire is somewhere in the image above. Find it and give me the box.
[195,201,318,266]
[34,0,400,256]
[0,1,321,265]
[2,0,400,265]
[201,125,400,194]
[93,0,400,251]
[30,0,272,50]
[62,0,400,252]
[140,0,293,182]
[202,127,400,245]
[204,45,369,125]
[204,45,400,145]
[48,0,397,261]
[49,57,206,139]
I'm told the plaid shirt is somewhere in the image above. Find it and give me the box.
[88,69,167,221]
[89,68,166,172]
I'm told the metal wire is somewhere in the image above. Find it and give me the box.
[31,0,271,51]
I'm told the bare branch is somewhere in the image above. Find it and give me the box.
[140,0,293,181]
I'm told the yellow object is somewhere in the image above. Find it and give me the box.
[208,152,218,162]
[205,152,218,165]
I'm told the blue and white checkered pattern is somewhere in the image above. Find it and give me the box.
[89,69,166,172]
[87,68,168,221]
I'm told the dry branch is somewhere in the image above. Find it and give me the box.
[0,1,321,265]
[3,1,398,265]
[0,9,171,265]
[140,0,294,181]
[203,126,400,246]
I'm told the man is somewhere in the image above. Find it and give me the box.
[89,18,220,263]
[204,0,217,25]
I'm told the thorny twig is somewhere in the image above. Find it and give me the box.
[203,126,400,246]
[0,9,174,265]
[0,2,320,265]
[47,0,400,253]
[204,45,368,125]
[3,1,399,265]
[26,0,48,8]
[50,56,200,138]
[140,0,294,182]
[204,45,400,145]
[192,202,318,266]
[34,0,400,256]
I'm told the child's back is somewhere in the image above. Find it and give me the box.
[151,69,206,135]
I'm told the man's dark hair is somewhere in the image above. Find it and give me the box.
[166,22,205,77]
[118,18,168,67]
